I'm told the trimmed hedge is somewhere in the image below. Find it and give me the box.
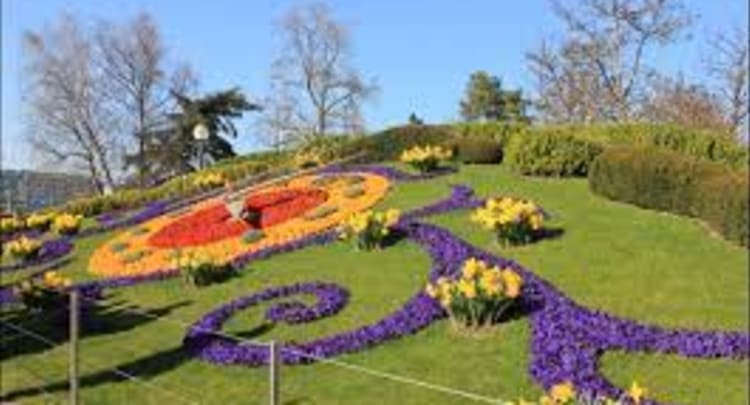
[530,123,748,169]
[505,129,603,176]
[589,146,749,246]
[451,121,528,148]
[449,137,503,164]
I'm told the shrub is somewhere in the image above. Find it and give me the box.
[450,121,528,148]
[540,123,748,169]
[589,146,749,246]
[449,137,503,164]
[505,129,603,176]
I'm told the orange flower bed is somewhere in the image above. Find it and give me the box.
[88,173,390,277]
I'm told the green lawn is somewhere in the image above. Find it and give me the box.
[1,164,747,404]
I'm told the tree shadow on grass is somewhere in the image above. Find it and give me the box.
[0,299,192,362]
[0,257,76,289]
[0,344,194,403]
[233,321,276,340]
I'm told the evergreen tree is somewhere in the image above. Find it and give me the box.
[408,112,424,125]
[459,71,530,123]
[127,87,260,177]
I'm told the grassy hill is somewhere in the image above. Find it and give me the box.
[1,164,747,404]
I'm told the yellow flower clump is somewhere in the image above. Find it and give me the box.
[340,208,400,250]
[26,212,56,229]
[400,145,452,165]
[425,257,523,308]
[41,271,72,289]
[0,216,25,233]
[342,209,400,235]
[6,236,43,259]
[471,197,544,231]
[193,172,226,189]
[52,213,83,235]
[293,149,325,168]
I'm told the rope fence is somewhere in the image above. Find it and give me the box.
[1,289,509,404]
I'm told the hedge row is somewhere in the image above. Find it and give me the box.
[62,159,274,216]
[349,122,748,176]
[504,129,603,176]
[589,146,749,246]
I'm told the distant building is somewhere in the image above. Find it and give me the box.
[1,170,94,213]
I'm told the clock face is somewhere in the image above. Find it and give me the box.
[88,172,390,278]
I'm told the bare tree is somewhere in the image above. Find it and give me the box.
[643,73,731,133]
[23,14,117,194]
[261,3,377,147]
[94,12,197,185]
[705,26,749,138]
[527,0,692,122]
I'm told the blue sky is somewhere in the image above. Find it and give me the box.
[2,0,747,170]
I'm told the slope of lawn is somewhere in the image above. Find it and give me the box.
[1,164,747,404]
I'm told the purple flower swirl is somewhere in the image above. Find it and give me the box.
[183,282,349,365]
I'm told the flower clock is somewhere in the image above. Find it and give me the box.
[88,172,390,277]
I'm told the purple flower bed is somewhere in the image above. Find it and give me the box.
[95,211,124,226]
[401,184,485,220]
[184,282,349,364]
[319,164,457,182]
[0,238,74,274]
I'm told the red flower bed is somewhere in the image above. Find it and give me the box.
[148,188,327,248]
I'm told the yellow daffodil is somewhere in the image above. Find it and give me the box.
[479,270,504,296]
[461,257,484,279]
[425,283,439,298]
[6,236,42,258]
[384,209,400,227]
[549,381,575,403]
[628,381,646,404]
[52,213,83,234]
[501,269,523,298]
[457,278,477,299]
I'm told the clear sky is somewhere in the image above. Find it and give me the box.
[2,0,747,170]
